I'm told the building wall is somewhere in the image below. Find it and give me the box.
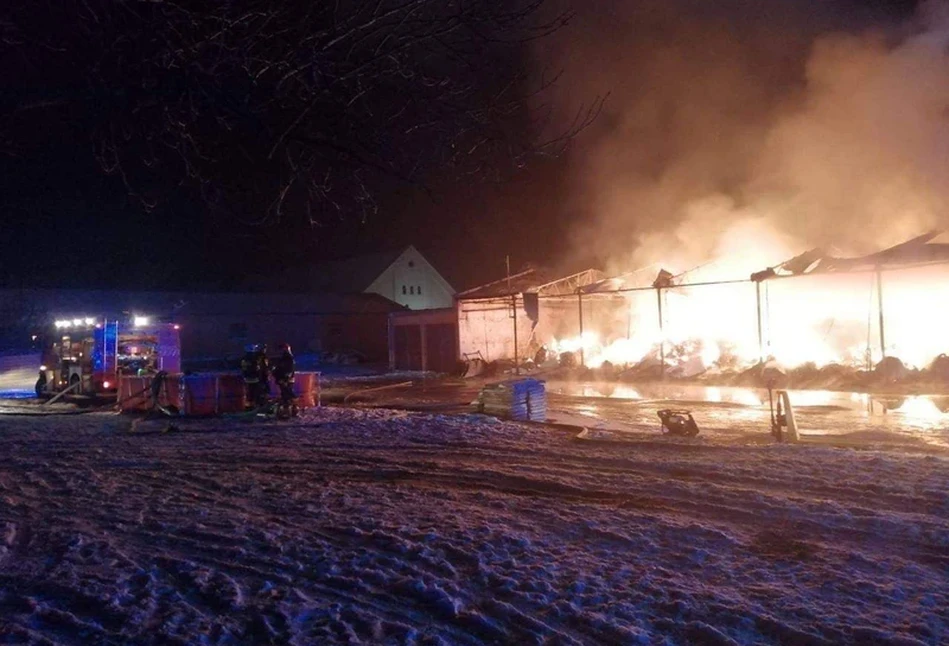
[457,298,537,363]
[388,308,458,372]
[367,247,454,310]
[177,312,391,365]
[456,295,628,364]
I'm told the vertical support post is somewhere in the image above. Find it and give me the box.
[755,281,764,364]
[512,294,521,375]
[506,256,519,375]
[511,294,520,375]
[577,290,585,368]
[453,297,462,365]
[420,324,428,373]
[657,288,665,379]
[876,269,886,360]
[387,315,396,371]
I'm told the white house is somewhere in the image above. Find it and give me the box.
[305,245,455,310]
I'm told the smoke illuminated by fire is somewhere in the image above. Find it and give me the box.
[534,1,949,373]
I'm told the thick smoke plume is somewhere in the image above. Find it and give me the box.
[542,0,949,279]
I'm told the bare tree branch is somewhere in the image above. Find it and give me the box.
[0,0,599,224]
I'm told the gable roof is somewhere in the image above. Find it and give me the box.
[309,248,407,293]
[243,245,456,296]
[374,246,456,297]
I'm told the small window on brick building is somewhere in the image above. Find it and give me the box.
[410,286,415,294]
[417,285,422,295]
[402,285,407,295]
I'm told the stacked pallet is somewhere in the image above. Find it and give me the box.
[476,378,547,422]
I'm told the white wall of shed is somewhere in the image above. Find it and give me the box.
[457,299,536,363]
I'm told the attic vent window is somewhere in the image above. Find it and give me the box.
[408,261,415,268]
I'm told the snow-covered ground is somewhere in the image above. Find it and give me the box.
[0,407,946,644]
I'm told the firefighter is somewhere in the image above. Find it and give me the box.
[35,369,48,398]
[272,343,297,418]
[240,344,262,409]
[256,343,272,407]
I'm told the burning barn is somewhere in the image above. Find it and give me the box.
[456,231,949,383]
[749,230,949,372]
[455,264,766,376]
[543,266,755,378]
[456,267,629,368]
[581,231,949,381]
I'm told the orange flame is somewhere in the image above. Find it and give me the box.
[551,261,949,372]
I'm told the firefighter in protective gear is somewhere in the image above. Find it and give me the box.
[272,343,297,418]
[241,344,262,409]
[256,344,271,405]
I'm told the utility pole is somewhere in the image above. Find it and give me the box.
[577,289,585,368]
[876,269,886,360]
[756,281,764,364]
[657,287,665,379]
[507,256,519,375]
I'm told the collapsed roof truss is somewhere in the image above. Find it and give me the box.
[754,230,949,281]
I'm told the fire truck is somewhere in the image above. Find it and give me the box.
[36,315,181,398]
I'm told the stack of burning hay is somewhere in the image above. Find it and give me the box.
[474,378,547,422]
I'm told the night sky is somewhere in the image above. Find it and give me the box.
[0,0,922,293]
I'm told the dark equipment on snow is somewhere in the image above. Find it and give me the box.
[767,383,784,441]
[759,357,792,441]
[767,386,799,442]
[657,409,700,437]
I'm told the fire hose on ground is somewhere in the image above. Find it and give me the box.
[1,378,160,417]
[343,381,414,404]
